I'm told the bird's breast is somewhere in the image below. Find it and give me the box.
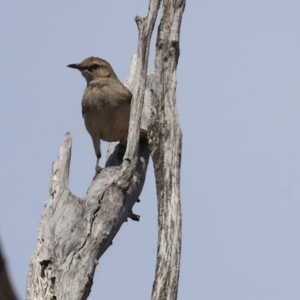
[81,79,131,142]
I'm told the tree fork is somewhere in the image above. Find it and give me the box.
[26,0,185,299]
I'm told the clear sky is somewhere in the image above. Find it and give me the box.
[1,1,300,299]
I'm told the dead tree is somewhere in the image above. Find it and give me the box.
[26,0,185,299]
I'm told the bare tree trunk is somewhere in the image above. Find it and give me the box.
[0,242,18,300]
[26,0,185,299]
[150,1,185,299]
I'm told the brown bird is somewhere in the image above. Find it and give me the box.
[67,57,132,173]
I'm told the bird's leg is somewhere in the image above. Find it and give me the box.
[95,152,102,174]
[93,137,102,176]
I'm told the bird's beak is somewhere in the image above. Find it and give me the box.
[67,64,80,69]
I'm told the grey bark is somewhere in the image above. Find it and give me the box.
[150,1,185,299]
[26,0,185,299]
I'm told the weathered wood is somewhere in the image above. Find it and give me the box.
[27,133,149,300]
[26,0,185,299]
[26,3,160,299]
[125,0,162,163]
[149,1,185,299]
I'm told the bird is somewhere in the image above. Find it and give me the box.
[67,57,132,174]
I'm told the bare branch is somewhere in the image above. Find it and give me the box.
[125,0,162,163]
[149,1,186,299]
[128,212,140,222]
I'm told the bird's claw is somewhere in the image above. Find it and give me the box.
[93,165,102,180]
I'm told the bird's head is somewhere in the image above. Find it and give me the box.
[67,57,118,84]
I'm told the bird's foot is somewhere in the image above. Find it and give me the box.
[93,165,102,180]
[134,170,141,180]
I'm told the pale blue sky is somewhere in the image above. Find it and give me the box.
[1,1,300,299]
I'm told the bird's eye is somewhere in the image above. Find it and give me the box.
[88,64,99,71]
